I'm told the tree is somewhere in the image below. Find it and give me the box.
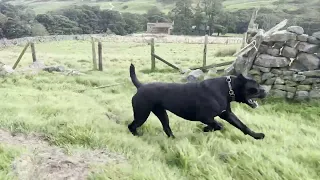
[146,6,168,23]
[170,0,194,35]
[36,14,81,35]
[35,14,55,33]
[192,3,208,35]
[200,0,224,35]
[31,23,48,36]
[213,24,227,36]
[123,13,147,33]
[217,11,236,34]
[19,9,36,22]
[0,28,3,38]
[0,3,159,38]
[0,3,20,19]
[99,10,126,35]
[256,13,282,30]
[3,18,32,38]
[230,9,251,33]
[58,5,101,34]
[0,12,8,26]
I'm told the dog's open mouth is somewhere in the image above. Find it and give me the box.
[247,99,259,108]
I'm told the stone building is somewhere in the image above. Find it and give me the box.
[146,21,174,34]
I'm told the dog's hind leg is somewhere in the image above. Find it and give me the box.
[152,107,175,138]
[201,118,223,132]
[128,107,151,136]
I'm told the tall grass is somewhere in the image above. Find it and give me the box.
[0,41,319,179]
[0,145,22,179]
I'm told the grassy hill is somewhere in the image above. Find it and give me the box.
[0,40,319,179]
[7,0,317,14]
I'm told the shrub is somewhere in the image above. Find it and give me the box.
[214,46,238,57]
[31,23,49,36]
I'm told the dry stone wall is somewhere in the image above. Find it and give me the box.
[0,34,242,48]
[247,26,320,100]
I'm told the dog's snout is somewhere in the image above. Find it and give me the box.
[259,88,267,98]
[259,86,268,93]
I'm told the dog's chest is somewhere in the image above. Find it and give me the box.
[166,98,222,121]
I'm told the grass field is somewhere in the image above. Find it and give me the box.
[0,40,319,179]
[7,0,307,14]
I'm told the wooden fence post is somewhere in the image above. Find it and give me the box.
[12,43,30,69]
[98,41,103,71]
[203,35,208,67]
[241,32,247,48]
[30,43,37,62]
[151,38,155,71]
[91,37,97,70]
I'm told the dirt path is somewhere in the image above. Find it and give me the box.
[0,129,126,180]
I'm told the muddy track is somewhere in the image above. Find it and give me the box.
[0,129,126,180]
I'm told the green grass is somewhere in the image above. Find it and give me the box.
[8,0,175,14]
[8,0,317,14]
[223,0,277,10]
[0,40,319,179]
[0,145,22,179]
[214,46,238,57]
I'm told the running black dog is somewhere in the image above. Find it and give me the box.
[128,64,267,140]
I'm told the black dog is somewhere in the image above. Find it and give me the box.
[128,64,267,140]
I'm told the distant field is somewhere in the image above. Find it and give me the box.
[224,0,277,10]
[9,0,174,14]
[0,40,319,179]
[7,0,311,14]
[1,40,238,70]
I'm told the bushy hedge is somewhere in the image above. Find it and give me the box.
[0,3,148,39]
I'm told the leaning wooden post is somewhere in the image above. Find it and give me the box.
[151,38,155,71]
[203,35,208,67]
[98,41,103,71]
[91,37,98,70]
[30,43,37,62]
[12,43,30,69]
[152,54,180,70]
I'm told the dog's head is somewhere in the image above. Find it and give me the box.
[234,74,267,108]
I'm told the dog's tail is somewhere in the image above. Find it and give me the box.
[130,63,142,88]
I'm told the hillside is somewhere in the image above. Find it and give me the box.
[6,0,320,35]
[7,0,318,14]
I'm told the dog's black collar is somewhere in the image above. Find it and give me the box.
[226,76,235,101]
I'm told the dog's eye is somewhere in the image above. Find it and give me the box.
[248,88,258,94]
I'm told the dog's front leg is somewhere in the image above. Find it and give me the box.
[219,111,265,140]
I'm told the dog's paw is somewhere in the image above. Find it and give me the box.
[215,122,224,131]
[253,133,265,140]
[203,124,223,132]
[203,126,214,132]
[129,129,140,136]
